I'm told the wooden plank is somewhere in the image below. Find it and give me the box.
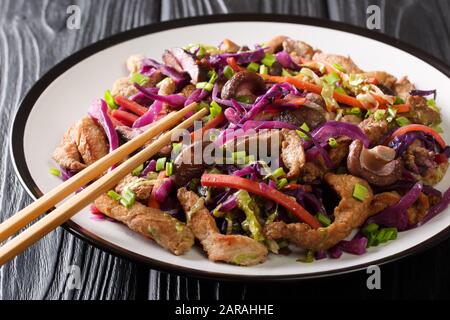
[0,0,161,300]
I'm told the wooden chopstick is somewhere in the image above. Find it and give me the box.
[0,106,208,265]
[0,102,199,244]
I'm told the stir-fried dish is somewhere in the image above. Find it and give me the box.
[51,36,450,266]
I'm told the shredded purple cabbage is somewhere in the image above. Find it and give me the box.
[207,48,265,67]
[140,159,156,177]
[409,89,437,100]
[88,99,119,153]
[275,51,300,71]
[367,182,423,231]
[141,58,189,88]
[184,88,209,106]
[389,131,442,157]
[134,83,186,109]
[132,100,163,128]
[154,178,173,203]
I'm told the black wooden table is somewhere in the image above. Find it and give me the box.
[1,0,449,300]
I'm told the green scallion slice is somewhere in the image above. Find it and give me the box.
[165,161,173,176]
[247,62,260,73]
[120,188,136,208]
[104,90,118,110]
[276,178,288,190]
[209,101,222,119]
[328,137,338,148]
[107,190,121,201]
[236,95,253,104]
[396,116,411,127]
[259,64,269,75]
[261,53,276,67]
[156,157,167,172]
[131,164,144,176]
[223,65,235,79]
[353,183,368,201]
[316,213,331,227]
[49,167,61,177]
[130,72,149,86]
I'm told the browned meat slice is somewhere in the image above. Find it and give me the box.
[358,115,388,145]
[223,129,282,159]
[403,96,441,126]
[95,194,194,255]
[313,52,363,74]
[393,76,415,100]
[181,84,196,97]
[115,174,153,200]
[281,129,305,179]
[368,191,401,215]
[74,116,109,166]
[52,125,86,171]
[162,48,207,84]
[116,125,142,141]
[126,54,145,73]
[111,70,163,98]
[219,39,240,53]
[363,71,397,89]
[265,35,289,53]
[265,174,373,251]
[282,38,315,61]
[177,188,268,266]
[53,116,108,171]
[341,115,362,125]
[300,162,327,183]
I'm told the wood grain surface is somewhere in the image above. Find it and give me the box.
[0,0,449,300]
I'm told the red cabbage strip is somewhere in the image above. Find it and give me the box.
[140,159,156,177]
[238,84,284,123]
[241,120,298,131]
[132,100,163,128]
[141,58,188,87]
[298,127,334,169]
[275,51,300,71]
[134,83,186,109]
[154,178,173,203]
[184,88,209,106]
[306,121,370,149]
[367,182,423,231]
[409,89,436,100]
[220,194,238,211]
[418,186,450,226]
[338,237,368,255]
[130,89,158,106]
[224,107,241,124]
[208,48,265,67]
[89,99,119,152]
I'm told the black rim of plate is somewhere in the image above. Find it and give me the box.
[9,14,450,282]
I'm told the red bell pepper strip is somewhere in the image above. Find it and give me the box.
[191,112,226,142]
[201,174,321,229]
[260,74,366,109]
[226,57,245,72]
[114,96,148,116]
[388,124,446,149]
[111,110,139,126]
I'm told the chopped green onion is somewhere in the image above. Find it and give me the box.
[156,157,167,172]
[208,70,218,84]
[376,228,387,243]
[120,188,136,208]
[130,72,149,86]
[271,167,286,180]
[362,223,379,236]
[386,106,397,122]
[349,107,361,116]
[223,65,235,79]
[261,53,276,67]
[49,167,61,177]
[300,122,310,132]
[394,96,405,105]
[383,227,398,241]
[236,95,253,104]
[281,68,292,76]
[296,122,311,140]
[297,250,315,263]
[353,183,368,201]
[196,82,213,91]
[131,164,144,176]
[427,99,440,112]
[323,72,340,85]
[247,62,260,73]
[107,190,122,201]
[104,90,118,110]
[396,116,411,127]
[172,143,182,156]
[276,178,288,190]
[367,234,379,247]
[328,137,338,148]
[334,87,347,95]
[259,64,269,75]
[332,63,347,73]
[165,161,173,176]
[316,213,331,227]
[209,100,222,119]
[374,109,386,121]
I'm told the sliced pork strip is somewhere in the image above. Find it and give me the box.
[177,188,268,266]
[74,116,109,166]
[281,129,305,179]
[115,174,153,201]
[52,124,86,171]
[265,174,373,251]
[358,115,388,145]
[313,52,363,74]
[95,194,194,255]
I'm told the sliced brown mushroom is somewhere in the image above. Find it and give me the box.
[162,47,207,84]
[219,38,240,53]
[221,71,266,102]
[347,140,403,186]
[265,35,289,54]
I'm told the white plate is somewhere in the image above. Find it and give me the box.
[10,15,450,280]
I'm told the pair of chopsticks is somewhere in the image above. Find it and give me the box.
[0,102,208,266]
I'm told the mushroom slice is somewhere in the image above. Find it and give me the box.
[265,35,289,53]
[347,140,402,186]
[219,38,240,53]
[221,71,266,102]
[265,173,373,251]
